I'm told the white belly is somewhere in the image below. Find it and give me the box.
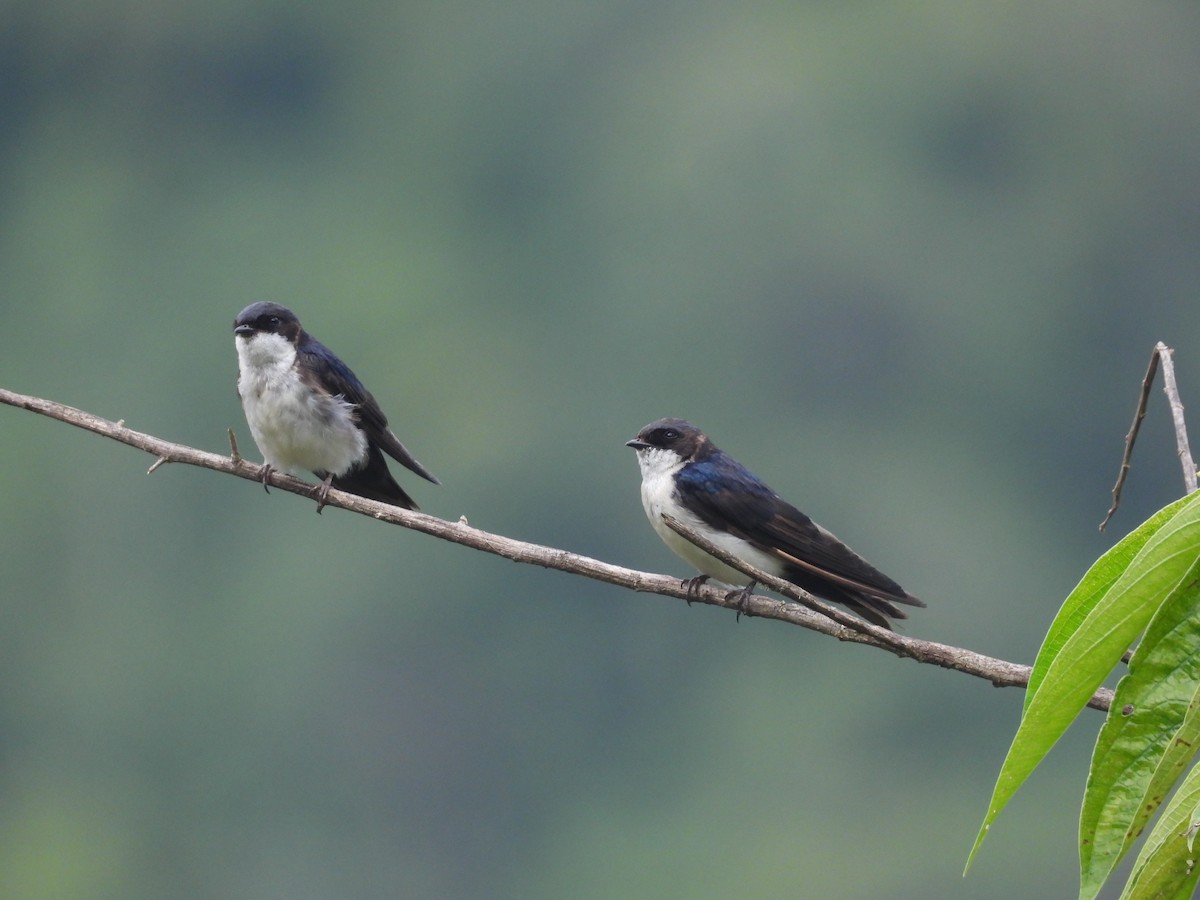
[637,451,778,585]
[236,335,367,477]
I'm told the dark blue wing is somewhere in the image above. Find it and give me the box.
[298,337,438,484]
[675,451,922,625]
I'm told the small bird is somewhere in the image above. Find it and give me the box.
[625,418,923,629]
[233,301,438,511]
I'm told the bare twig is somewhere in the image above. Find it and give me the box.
[1,386,1114,712]
[1102,349,1160,531]
[1102,342,1197,531]
[1157,342,1198,495]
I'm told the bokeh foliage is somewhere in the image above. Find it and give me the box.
[3,2,1200,897]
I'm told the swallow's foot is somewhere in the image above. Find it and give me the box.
[312,474,335,514]
[682,574,710,606]
[727,582,757,621]
[259,463,274,494]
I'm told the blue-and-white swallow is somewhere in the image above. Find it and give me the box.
[625,418,923,628]
[233,301,438,511]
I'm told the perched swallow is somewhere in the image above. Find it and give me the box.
[625,418,923,628]
[233,301,438,511]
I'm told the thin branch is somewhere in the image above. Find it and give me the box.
[1102,348,1160,531]
[1157,342,1198,495]
[1102,342,1197,531]
[1,386,1113,713]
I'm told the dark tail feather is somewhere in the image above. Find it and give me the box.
[781,563,923,630]
[839,596,899,630]
[325,446,420,510]
[377,429,440,485]
[832,587,925,631]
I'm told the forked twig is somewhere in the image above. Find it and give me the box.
[1101,342,1197,531]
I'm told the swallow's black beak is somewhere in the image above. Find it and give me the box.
[625,438,649,450]
[234,323,254,337]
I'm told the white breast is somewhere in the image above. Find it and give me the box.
[635,448,777,586]
[235,333,368,477]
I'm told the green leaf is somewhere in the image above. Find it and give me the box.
[1079,558,1200,898]
[1119,760,1200,900]
[1186,799,1200,853]
[966,493,1200,873]
[1025,494,1196,714]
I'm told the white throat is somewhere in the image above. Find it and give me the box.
[236,331,296,379]
[635,446,687,485]
[235,332,367,477]
[632,446,770,587]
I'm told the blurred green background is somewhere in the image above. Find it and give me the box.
[3,1,1199,897]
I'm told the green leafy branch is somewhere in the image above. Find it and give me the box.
[969,342,1200,900]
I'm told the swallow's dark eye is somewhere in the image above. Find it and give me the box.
[661,428,679,441]
[268,316,281,327]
